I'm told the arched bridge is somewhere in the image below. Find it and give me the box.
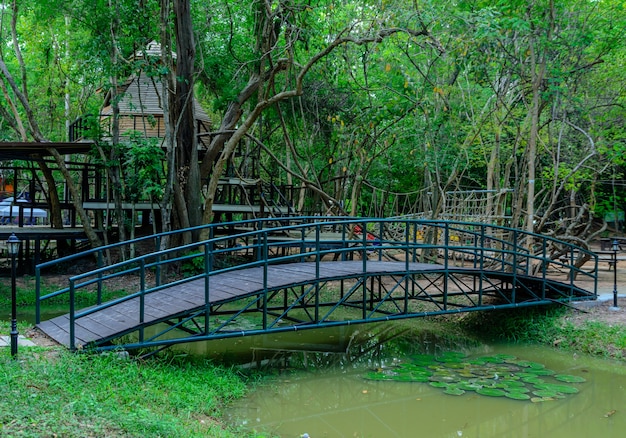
[35,218,599,353]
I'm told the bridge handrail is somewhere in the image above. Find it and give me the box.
[34,216,337,320]
[39,217,598,301]
[36,218,598,349]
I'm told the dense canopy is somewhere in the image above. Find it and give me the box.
[0,0,624,250]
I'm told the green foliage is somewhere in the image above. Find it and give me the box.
[1,0,625,229]
[121,134,165,202]
[460,306,567,344]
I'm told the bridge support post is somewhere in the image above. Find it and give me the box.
[204,242,212,335]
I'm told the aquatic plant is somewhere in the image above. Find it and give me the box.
[363,352,585,403]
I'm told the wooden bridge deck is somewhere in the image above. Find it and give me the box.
[37,260,444,348]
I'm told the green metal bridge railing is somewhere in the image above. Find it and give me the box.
[35,218,599,351]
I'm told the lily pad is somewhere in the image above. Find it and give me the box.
[515,360,544,369]
[443,362,467,369]
[506,387,530,394]
[494,354,517,361]
[505,391,531,401]
[531,396,554,403]
[408,374,431,382]
[410,354,436,366]
[525,368,555,376]
[555,374,586,383]
[500,379,525,388]
[429,381,449,388]
[436,352,466,363]
[533,389,559,398]
[534,383,579,394]
[521,376,545,385]
[458,382,483,391]
[517,372,539,378]
[393,374,419,382]
[476,387,507,397]
[399,363,421,371]
[477,356,506,364]
[429,374,459,383]
[444,387,466,396]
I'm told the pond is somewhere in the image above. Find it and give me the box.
[26,305,626,438]
[220,326,626,438]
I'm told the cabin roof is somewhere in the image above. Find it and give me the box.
[102,71,211,123]
[100,41,210,124]
[101,71,211,123]
[135,40,177,60]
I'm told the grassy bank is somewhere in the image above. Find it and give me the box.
[459,305,626,361]
[0,323,254,438]
[3,280,625,438]
[0,276,124,308]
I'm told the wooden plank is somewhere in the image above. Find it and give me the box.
[39,314,101,347]
[81,308,138,334]
[75,315,128,343]
[37,319,72,346]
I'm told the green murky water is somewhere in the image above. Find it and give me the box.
[224,338,626,438]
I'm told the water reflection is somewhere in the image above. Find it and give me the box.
[228,343,626,438]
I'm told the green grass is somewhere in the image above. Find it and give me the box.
[0,276,128,309]
[460,305,626,361]
[0,323,259,437]
[553,320,626,359]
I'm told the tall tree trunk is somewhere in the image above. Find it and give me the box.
[525,1,550,244]
[173,0,200,232]
[159,0,176,249]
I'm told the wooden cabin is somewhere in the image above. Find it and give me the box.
[71,41,211,144]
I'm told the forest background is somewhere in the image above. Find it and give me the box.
[0,0,625,252]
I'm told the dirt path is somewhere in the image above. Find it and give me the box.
[569,259,626,327]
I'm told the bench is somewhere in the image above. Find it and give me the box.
[600,237,626,251]
[595,250,620,270]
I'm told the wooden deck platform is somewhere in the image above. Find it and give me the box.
[37,260,442,348]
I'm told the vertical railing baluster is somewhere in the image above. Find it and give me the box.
[262,232,268,329]
[204,241,212,336]
[341,222,346,262]
[541,237,548,299]
[97,250,103,305]
[69,278,75,351]
[512,230,518,304]
[35,265,41,324]
[300,225,306,262]
[139,259,145,344]
[315,223,321,322]
[478,225,485,307]
[362,220,367,319]
[155,235,161,288]
[404,219,410,313]
[378,221,383,261]
[443,223,449,310]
